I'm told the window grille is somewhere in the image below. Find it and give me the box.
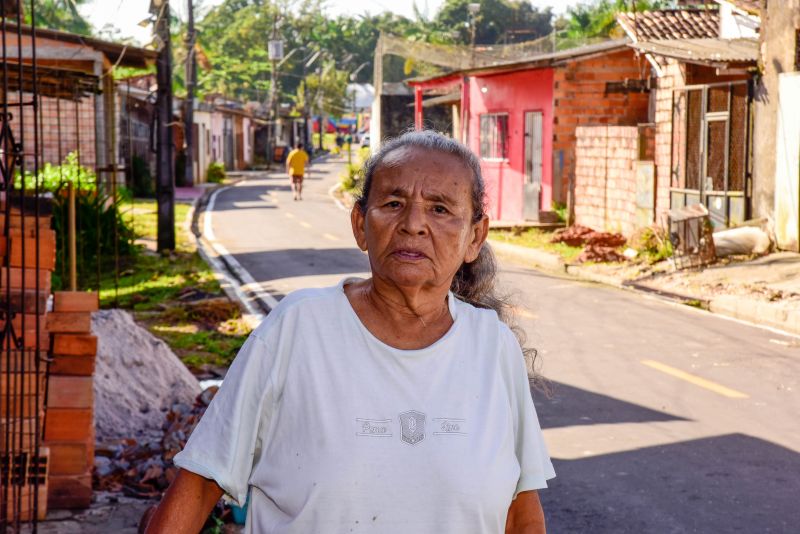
[479,113,508,160]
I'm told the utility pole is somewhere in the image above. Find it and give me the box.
[152,0,175,251]
[184,0,196,186]
[317,66,324,151]
[267,14,284,168]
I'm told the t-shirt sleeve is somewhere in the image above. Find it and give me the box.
[173,331,276,506]
[501,327,556,497]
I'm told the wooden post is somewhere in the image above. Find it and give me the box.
[68,183,77,291]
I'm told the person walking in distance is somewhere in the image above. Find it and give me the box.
[286,142,310,200]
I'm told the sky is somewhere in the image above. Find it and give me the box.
[80,0,582,47]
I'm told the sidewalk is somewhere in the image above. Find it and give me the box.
[490,239,800,337]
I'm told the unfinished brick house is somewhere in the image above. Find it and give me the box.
[623,3,758,231]
[408,41,650,224]
[1,21,154,527]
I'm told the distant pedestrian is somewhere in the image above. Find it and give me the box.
[285,142,309,201]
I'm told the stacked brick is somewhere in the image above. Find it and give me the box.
[574,125,640,236]
[44,291,99,510]
[0,199,56,521]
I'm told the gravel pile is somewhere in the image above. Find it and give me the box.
[92,309,201,441]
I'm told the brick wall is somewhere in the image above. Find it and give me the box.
[574,125,639,236]
[654,60,685,224]
[553,48,650,203]
[7,93,97,169]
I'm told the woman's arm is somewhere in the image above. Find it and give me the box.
[144,469,224,534]
[506,490,546,534]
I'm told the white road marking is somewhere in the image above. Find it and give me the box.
[201,186,280,316]
[640,359,749,399]
[285,212,295,219]
[299,221,312,229]
[323,233,340,241]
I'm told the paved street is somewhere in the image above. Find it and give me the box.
[207,158,800,533]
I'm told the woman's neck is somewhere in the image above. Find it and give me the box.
[345,277,453,350]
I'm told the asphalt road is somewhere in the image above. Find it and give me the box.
[208,157,800,533]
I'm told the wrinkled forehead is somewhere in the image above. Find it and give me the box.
[373,145,474,187]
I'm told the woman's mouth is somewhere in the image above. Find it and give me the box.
[393,249,427,260]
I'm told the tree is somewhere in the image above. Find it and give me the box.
[27,0,92,35]
[559,0,666,40]
[434,0,553,45]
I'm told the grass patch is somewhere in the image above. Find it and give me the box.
[99,199,252,372]
[489,228,584,263]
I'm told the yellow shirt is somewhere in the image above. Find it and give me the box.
[286,149,309,176]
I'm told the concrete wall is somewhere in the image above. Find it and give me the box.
[774,72,800,250]
[753,0,800,225]
[574,125,640,236]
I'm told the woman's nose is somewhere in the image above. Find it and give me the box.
[400,202,428,235]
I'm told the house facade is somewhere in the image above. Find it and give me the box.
[409,41,650,225]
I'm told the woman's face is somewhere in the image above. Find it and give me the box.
[351,146,488,291]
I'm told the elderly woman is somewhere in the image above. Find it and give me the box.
[145,130,555,533]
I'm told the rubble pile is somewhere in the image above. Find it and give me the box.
[552,225,628,263]
[94,387,219,499]
[93,309,201,440]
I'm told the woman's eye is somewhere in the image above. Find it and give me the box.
[433,205,449,214]
[385,200,402,208]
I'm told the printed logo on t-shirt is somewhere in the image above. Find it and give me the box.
[399,410,426,445]
[433,418,467,436]
[356,418,393,437]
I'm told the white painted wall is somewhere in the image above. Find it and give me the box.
[718,1,759,39]
[774,72,800,251]
[194,109,213,183]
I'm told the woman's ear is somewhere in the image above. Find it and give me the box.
[464,215,489,263]
[351,206,368,251]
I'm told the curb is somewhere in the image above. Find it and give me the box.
[190,178,275,329]
[488,238,800,338]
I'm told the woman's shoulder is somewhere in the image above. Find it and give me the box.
[453,297,519,347]
[251,285,342,338]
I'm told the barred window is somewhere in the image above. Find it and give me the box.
[479,113,509,160]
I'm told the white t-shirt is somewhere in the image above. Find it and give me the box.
[174,278,555,533]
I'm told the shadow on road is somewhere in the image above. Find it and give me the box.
[233,248,370,283]
[540,432,800,533]
[534,381,687,429]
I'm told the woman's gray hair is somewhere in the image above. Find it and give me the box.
[355,130,539,378]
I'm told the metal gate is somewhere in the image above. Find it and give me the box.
[670,80,753,228]
[523,110,543,221]
[2,2,47,529]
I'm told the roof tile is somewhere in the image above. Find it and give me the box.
[617,9,720,41]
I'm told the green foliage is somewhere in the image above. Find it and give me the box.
[26,0,92,35]
[340,163,363,195]
[552,202,568,223]
[489,228,584,262]
[206,162,226,184]
[629,225,673,264]
[52,189,136,291]
[558,0,666,40]
[16,152,95,193]
[435,0,553,45]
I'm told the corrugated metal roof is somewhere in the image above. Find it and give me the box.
[630,37,757,64]
[408,39,631,83]
[617,9,720,41]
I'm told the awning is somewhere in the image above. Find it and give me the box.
[422,90,460,108]
[629,38,758,66]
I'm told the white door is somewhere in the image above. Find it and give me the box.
[523,111,543,221]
